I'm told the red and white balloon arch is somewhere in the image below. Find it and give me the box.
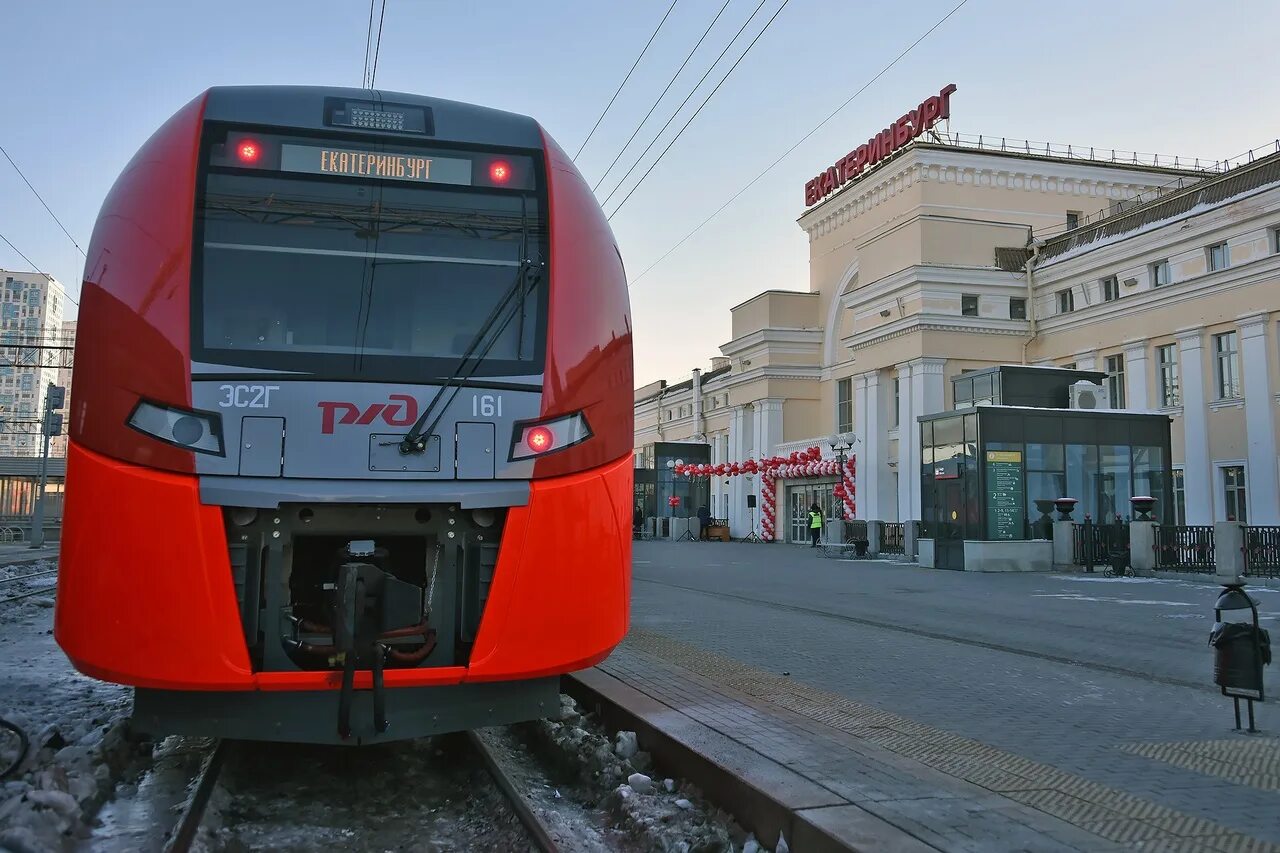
[673,446,855,541]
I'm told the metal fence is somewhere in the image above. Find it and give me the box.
[1071,519,1129,569]
[1243,526,1280,579]
[880,522,905,555]
[1154,525,1215,573]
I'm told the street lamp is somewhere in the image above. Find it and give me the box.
[828,432,856,521]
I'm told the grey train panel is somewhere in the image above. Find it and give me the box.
[133,677,559,746]
[455,422,496,480]
[190,380,540,482]
[238,417,284,477]
[199,477,530,509]
[368,434,440,473]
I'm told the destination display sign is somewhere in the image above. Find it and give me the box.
[279,144,473,186]
[984,450,1025,541]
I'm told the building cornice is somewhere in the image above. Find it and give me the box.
[842,314,1028,353]
[720,327,825,357]
[1035,258,1280,336]
[1034,184,1280,281]
[799,146,1182,238]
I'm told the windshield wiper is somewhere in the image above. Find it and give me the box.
[395,260,543,455]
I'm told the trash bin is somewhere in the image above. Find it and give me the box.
[1209,581,1270,732]
[1209,622,1271,695]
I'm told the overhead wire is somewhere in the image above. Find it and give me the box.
[361,0,375,87]
[0,145,85,258]
[591,0,734,193]
[605,0,792,219]
[596,0,769,207]
[369,0,387,89]
[573,0,680,161]
[0,231,78,307]
[626,0,971,286]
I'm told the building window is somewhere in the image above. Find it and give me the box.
[1009,297,1026,320]
[1272,226,1280,254]
[1206,242,1229,272]
[1151,259,1171,288]
[1057,289,1074,314]
[836,378,853,433]
[1105,354,1126,408]
[1066,210,1081,229]
[1213,331,1240,399]
[961,294,978,317]
[1156,343,1179,407]
[1062,362,1076,370]
[1101,276,1120,302]
[1171,468,1186,525]
[1222,465,1247,522]
[892,378,901,427]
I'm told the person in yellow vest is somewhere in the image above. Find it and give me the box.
[807,503,823,548]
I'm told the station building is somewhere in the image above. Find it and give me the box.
[633,91,1280,543]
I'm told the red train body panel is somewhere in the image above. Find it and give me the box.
[55,86,632,744]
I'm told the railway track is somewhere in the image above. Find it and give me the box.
[162,731,570,853]
[0,567,57,605]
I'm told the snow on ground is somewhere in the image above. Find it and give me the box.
[533,694,772,853]
[0,560,140,853]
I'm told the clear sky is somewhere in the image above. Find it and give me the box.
[1,0,1277,386]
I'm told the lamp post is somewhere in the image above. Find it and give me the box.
[828,432,856,544]
[665,458,683,518]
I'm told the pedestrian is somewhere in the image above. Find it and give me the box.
[633,503,643,536]
[808,502,823,548]
[697,504,712,540]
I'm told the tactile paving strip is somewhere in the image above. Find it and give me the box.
[622,628,1280,853]
[1120,739,1280,791]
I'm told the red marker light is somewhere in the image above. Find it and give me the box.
[236,140,261,164]
[489,161,511,183]
[525,426,554,454]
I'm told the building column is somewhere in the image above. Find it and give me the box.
[855,371,875,517]
[901,358,946,522]
[1239,314,1279,524]
[1123,339,1149,411]
[755,398,784,460]
[728,406,747,537]
[1177,327,1213,524]
[896,363,914,522]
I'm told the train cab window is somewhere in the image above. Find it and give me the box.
[193,129,547,381]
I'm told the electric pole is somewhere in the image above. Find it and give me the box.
[30,383,64,549]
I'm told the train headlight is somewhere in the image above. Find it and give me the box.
[127,400,225,456]
[509,412,591,461]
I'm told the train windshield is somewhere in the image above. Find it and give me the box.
[192,127,546,380]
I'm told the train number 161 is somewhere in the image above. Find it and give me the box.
[472,394,503,417]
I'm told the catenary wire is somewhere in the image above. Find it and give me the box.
[369,0,387,89]
[626,0,971,286]
[0,144,86,258]
[572,0,680,161]
[596,0,768,207]
[591,0,734,193]
[0,230,80,307]
[605,0,792,219]
[362,0,375,87]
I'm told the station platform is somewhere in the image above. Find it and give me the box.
[586,545,1280,850]
[571,629,1279,853]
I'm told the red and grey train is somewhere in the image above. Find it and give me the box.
[54,86,633,744]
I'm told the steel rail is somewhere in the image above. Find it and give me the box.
[164,739,228,853]
[466,729,561,853]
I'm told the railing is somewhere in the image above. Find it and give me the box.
[880,522,905,555]
[1071,519,1129,569]
[1025,138,1280,239]
[1154,525,1215,573]
[0,527,24,543]
[1243,526,1280,579]
[931,130,1225,174]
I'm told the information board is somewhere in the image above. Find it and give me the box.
[985,450,1024,540]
